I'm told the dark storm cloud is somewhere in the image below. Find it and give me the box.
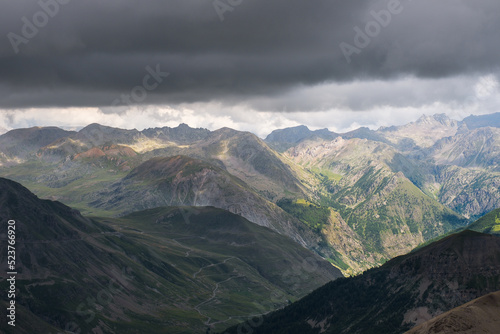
[0,0,499,108]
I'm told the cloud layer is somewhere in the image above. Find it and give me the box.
[1,0,500,110]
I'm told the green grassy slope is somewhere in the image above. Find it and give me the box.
[466,207,500,234]
[282,138,469,273]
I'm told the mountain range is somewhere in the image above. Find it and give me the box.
[0,112,499,275]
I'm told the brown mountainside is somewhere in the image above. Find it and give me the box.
[406,290,500,334]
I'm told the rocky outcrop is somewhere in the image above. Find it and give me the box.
[434,165,500,219]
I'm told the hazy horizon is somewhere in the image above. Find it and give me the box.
[1,110,497,139]
[1,0,500,137]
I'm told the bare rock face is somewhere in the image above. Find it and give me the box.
[88,155,340,259]
[428,127,500,171]
[378,113,461,149]
[322,208,378,274]
[405,290,500,334]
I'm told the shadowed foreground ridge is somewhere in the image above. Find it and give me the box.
[220,230,500,334]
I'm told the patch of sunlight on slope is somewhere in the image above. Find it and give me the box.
[127,138,188,153]
[45,138,86,149]
[493,217,500,232]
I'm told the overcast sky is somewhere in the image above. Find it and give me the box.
[1,0,500,137]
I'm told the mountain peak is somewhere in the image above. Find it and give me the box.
[0,126,75,160]
[78,123,115,137]
[463,112,500,129]
[378,113,460,148]
[415,113,454,126]
[291,125,311,131]
[416,113,431,122]
[265,125,311,141]
[177,123,191,129]
[265,125,337,152]
[79,122,106,131]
